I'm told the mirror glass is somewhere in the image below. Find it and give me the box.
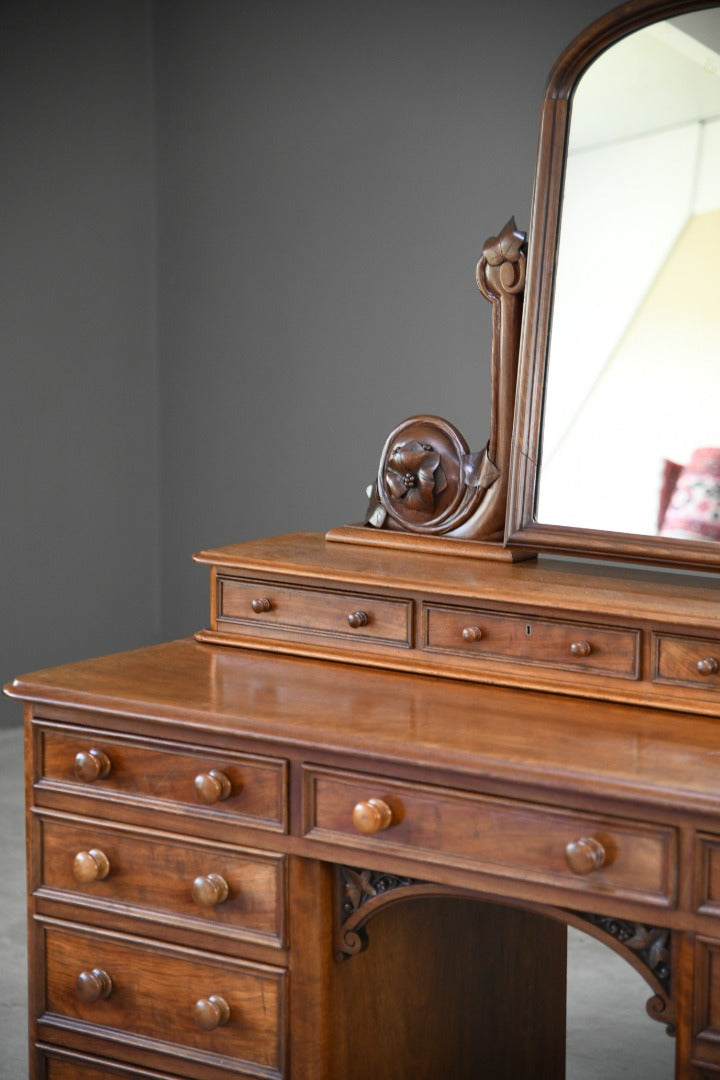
[535,10,720,542]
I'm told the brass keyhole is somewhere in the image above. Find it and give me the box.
[525,625,532,636]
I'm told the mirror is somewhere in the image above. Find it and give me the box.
[508,0,720,569]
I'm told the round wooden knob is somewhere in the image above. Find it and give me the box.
[698,657,718,676]
[570,640,592,658]
[193,994,230,1031]
[192,873,230,907]
[73,748,111,782]
[251,597,271,613]
[347,610,368,628]
[73,849,110,884]
[352,798,393,835]
[462,626,483,642]
[565,837,606,875]
[76,968,113,1003]
[194,769,232,805]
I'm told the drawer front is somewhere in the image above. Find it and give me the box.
[654,634,720,690]
[218,576,412,646]
[41,923,285,1077]
[695,938,720,1047]
[424,605,639,678]
[303,766,674,906]
[37,816,286,947]
[42,1048,179,1078]
[697,835,720,916]
[38,726,288,832]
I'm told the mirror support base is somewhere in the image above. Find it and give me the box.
[324,524,537,562]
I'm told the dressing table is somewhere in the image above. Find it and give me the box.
[7,1,720,1077]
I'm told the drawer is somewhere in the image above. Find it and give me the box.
[39,922,285,1078]
[654,634,720,690]
[695,937,720,1048]
[37,724,288,832]
[218,575,412,646]
[42,1047,179,1078]
[303,766,675,907]
[37,815,286,948]
[423,604,639,678]
[696,835,720,916]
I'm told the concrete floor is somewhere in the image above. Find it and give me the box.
[0,723,674,1079]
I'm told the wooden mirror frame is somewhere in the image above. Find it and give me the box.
[507,0,720,570]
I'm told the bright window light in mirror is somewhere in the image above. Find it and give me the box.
[536,11,720,540]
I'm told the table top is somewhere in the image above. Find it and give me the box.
[7,637,720,818]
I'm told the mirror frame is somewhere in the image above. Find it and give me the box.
[506,0,720,570]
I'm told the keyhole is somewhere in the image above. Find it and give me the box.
[525,624,532,636]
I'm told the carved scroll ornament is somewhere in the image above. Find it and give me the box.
[364,218,526,540]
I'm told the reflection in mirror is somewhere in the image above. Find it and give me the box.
[536,10,720,541]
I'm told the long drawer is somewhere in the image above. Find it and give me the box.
[38,921,286,1078]
[36,814,286,948]
[36,723,288,833]
[302,765,675,907]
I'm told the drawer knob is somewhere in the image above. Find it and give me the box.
[76,968,113,1003]
[565,836,606,875]
[462,625,483,643]
[570,640,592,658]
[348,610,368,629]
[73,848,110,883]
[194,769,232,805]
[193,994,231,1031]
[192,872,230,907]
[73,748,111,782]
[352,797,393,835]
[251,597,272,613]
[698,657,718,676]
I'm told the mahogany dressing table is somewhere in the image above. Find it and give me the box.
[7,2,720,1077]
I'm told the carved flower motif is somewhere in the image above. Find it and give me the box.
[384,440,447,512]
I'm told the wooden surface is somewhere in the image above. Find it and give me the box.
[11,631,720,1075]
[193,533,720,624]
[193,532,720,716]
[10,636,720,814]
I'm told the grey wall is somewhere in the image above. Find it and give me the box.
[1,1,160,727]
[2,0,612,726]
[154,0,612,637]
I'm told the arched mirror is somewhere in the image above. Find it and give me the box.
[508,0,720,569]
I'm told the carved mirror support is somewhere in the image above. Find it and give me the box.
[327,219,532,560]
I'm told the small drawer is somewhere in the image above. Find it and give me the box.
[37,725,288,832]
[39,922,285,1077]
[654,634,720,690]
[424,604,639,679]
[303,766,675,907]
[37,815,286,948]
[218,576,412,647]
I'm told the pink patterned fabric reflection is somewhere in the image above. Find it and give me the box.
[658,448,720,541]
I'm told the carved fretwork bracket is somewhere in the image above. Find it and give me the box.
[576,912,674,1033]
[336,865,428,958]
